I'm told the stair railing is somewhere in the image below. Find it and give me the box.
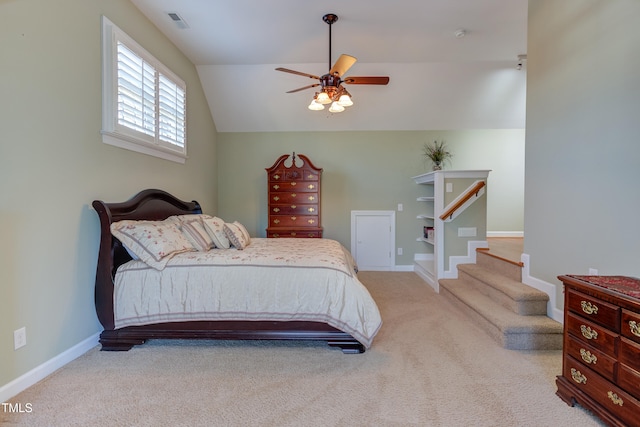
[439,180,486,222]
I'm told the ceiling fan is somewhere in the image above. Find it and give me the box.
[276,13,390,112]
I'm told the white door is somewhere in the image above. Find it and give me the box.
[351,211,395,271]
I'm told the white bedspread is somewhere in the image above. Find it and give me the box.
[113,238,382,348]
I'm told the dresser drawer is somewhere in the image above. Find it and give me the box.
[566,312,618,354]
[622,309,640,345]
[567,288,620,330]
[267,230,322,238]
[565,335,616,381]
[270,192,318,204]
[269,182,318,192]
[564,356,640,427]
[618,363,640,399]
[269,204,318,216]
[620,337,640,372]
[270,215,319,228]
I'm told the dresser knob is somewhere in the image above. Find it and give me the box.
[570,368,587,384]
[580,348,597,365]
[629,320,640,337]
[607,391,623,406]
[580,325,598,340]
[581,301,599,315]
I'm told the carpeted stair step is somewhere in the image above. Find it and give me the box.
[476,249,522,281]
[439,278,563,350]
[457,264,548,316]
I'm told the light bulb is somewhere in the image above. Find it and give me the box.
[337,94,353,107]
[308,99,324,111]
[328,101,345,113]
[316,92,331,105]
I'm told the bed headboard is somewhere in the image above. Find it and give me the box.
[92,189,201,329]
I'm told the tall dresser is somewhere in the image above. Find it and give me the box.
[556,275,640,427]
[265,153,323,238]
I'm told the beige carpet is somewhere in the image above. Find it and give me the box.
[1,272,605,427]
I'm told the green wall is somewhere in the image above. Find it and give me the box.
[525,0,640,308]
[217,130,524,266]
[0,0,217,390]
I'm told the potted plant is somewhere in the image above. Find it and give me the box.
[422,140,453,170]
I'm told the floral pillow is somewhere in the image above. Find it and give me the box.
[202,216,231,249]
[224,221,250,250]
[110,219,195,270]
[170,214,214,252]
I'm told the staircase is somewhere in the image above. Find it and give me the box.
[439,249,563,350]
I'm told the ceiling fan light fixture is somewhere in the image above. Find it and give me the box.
[337,94,353,107]
[328,101,345,113]
[316,91,332,105]
[308,99,324,111]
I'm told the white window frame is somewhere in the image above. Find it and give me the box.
[101,16,187,163]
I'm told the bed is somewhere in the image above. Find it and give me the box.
[92,189,382,353]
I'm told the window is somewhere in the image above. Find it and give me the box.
[101,16,187,163]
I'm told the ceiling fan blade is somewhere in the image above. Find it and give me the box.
[343,76,390,85]
[329,54,357,77]
[286,84,320,94]
[275,67,320,80]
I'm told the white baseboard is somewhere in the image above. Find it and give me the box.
[521,254,564,323]
[487,231,524,238]
[393,264,414,272]
[0,332,100,402]
[445,240,489,279]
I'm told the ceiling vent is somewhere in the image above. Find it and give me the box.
[167,12,189,29]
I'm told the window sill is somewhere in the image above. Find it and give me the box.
[101,131,187,164]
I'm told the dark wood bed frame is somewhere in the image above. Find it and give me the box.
[92,189,365,353]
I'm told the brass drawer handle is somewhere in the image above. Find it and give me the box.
[607,391,623,406]
[570,368,587,384]
[581,325,598,340]
[580,348,597,365]
[581,301,599,315]
[629,320,640,337]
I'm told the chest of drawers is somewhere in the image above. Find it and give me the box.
[265,153,323,238]
[557,275,640,427]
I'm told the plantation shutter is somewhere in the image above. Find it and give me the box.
[116,42,156,137]
[158,74,186,148]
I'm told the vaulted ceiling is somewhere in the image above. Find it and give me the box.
[131,0,528,132]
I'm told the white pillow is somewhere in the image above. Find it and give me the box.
[110,219,195,270]
[202,216,231,249]
[170,214,214,252]
[224,222,250,250]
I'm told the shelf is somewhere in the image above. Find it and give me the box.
[417,196,435,202]
[416,237,435,245]
[417,215,434,220]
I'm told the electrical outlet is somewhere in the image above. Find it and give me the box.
[446,182,453,193]
[397,203,403,212]
[397,248,403,256]
[14,327,26,350]
[589,268,598,275]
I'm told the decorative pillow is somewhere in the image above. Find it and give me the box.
[170,214,214,252]
[202,216,230,249]
[110,219,195,270]
[233,221,251,245]
[224,222,250,250]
